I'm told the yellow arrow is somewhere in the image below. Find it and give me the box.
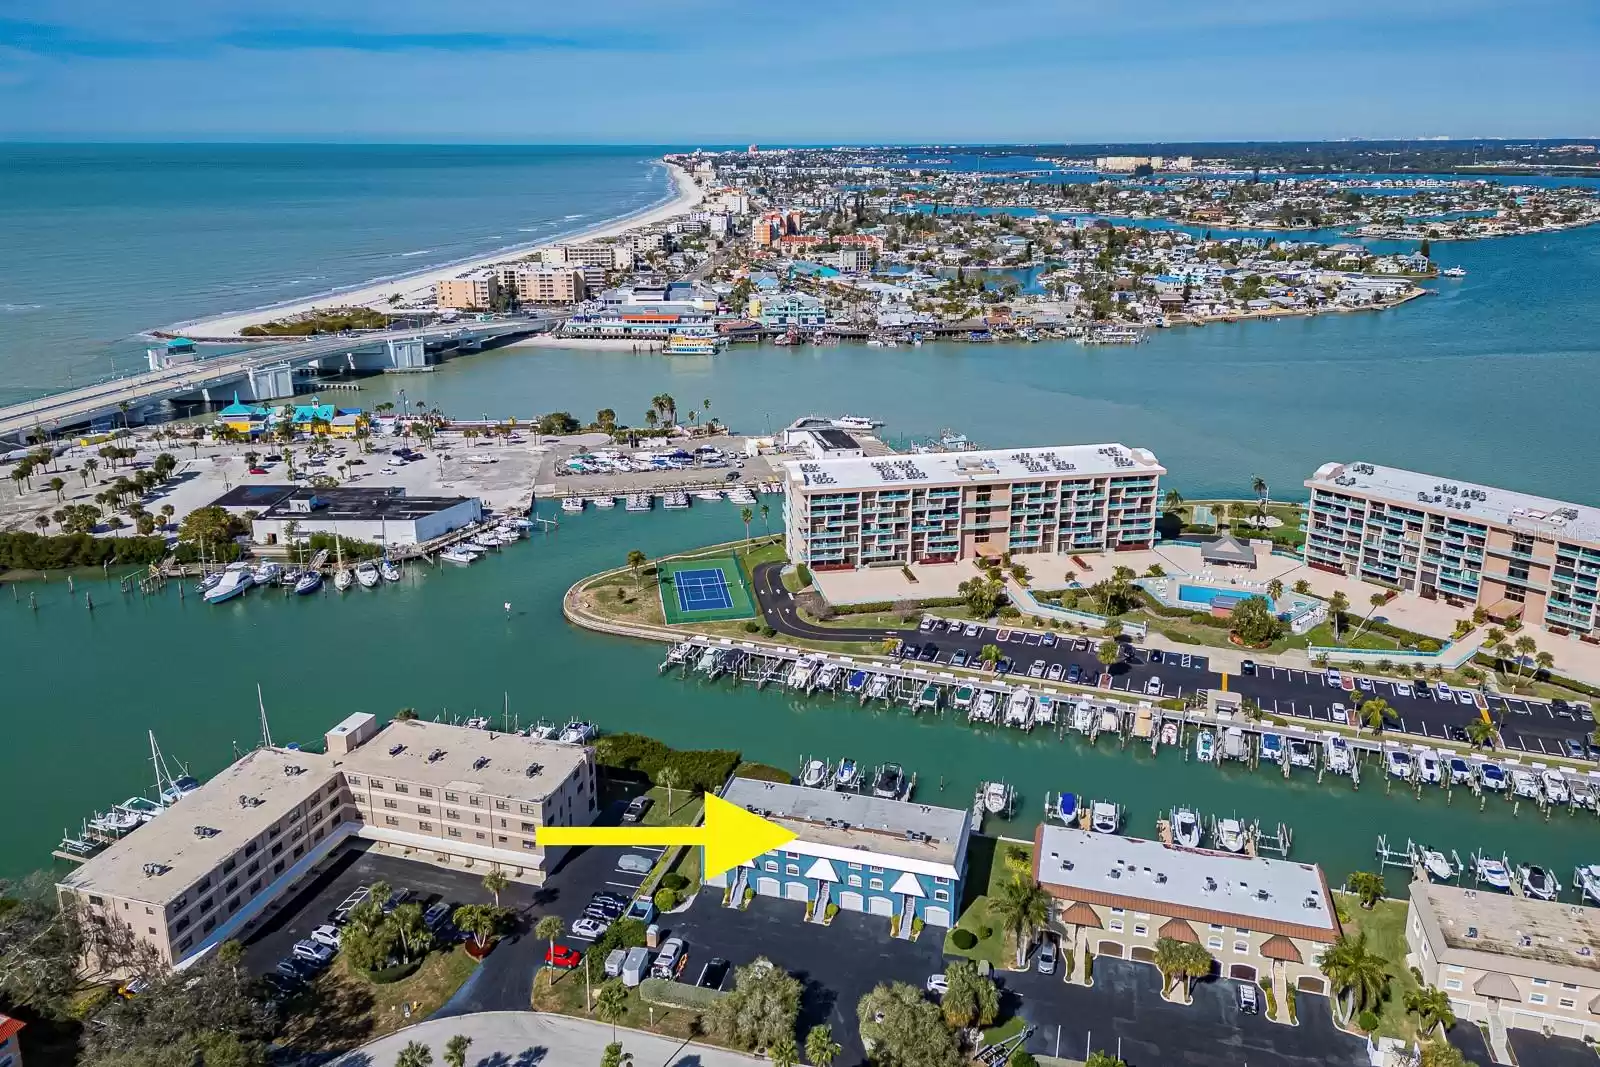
[539,793,797,880]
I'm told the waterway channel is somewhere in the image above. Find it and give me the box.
[6,500,1599,890]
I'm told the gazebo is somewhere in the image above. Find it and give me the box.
[1201,533,1256,570]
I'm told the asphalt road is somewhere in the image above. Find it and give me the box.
[749,564,1597,760]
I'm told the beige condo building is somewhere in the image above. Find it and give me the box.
[493,264,587,305]
[435,273,501,310]
[57,715,596,970]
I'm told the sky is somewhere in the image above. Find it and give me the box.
[1,0,1596,142]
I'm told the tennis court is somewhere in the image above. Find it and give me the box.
[657,555,757,624]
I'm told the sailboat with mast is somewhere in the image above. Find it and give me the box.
[333,531,353,591]
[150,732,199,807]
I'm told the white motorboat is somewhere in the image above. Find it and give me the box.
[835,758,863,791]
[526,721,559,741]
[1419,847,1455,881]
[1386,749,1413,780]
[1194,730,1216,763]
[1519,864,1561,902]
[694,491,724,502]
[1005,689,1034,728]
[1479,762,1509,791]
[334,567,354,591]
[1221,726,1247,761]
[1089,801,1120,834]
[1442,266,1467,278]
[1575,865,1600,905]
[197,571,224,594]
[801,759,829,788]
[1073,701,1095,734]
[294,570,323,595]
[1326,737,1353,775]
[464,716,491,730]
[1542,770,1571,804]
[1259,734,1284,764]
[204,563,255,604]
[1159,721,1179,746]
[1475,856,1512,891]
[815,663,841,689]
[971,689,998,722]
[867,674,892,702]
[251,561,282,586]
[1034,694,1055,725]
[831,416,882,430]
[440,547,476,565]
[456,541,488,556]
[786,655,823,689]
[561,496,585,513]
[1288,738,1317,768]
[1417,751,1442,785]
[1172,808,1202,849]
[1510,769,1541,800]
[984,781,1015,815]
[1099,708,1120,734]
[1215,817,1248,854]
[592,496,616,509]
[380,559,401,582]
[557,721,597,744]
[625,494,651,512]
[1447,757,1473,786]
[355,561,380,588]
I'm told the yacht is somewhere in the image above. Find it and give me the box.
[1441,266,1468,278]
[846,670,869,694]
[1222,727,1247,761]
[380,559,401,582]
[834,758,863,791]
[801,759,830,788]
[355,561,380,588]
[1386,749,1414,780]
[1034,694,1055,726]
[1089,800,1120,834]
[1417,750,1442,785]
[971,689,998,722]
[1419,847,1455,881]
[1542,769,1571,804]
[558,721,598,745]
[1259,734,1284,764]
[872,763,907,800]
[696,647,720,674]
[786,655,823,689]
[1072,701,1095,734]
[815,663,841,690]
[984,781,1016,815]
[251,561,282,586]
[591,496,616,509]
[1519,864,1561,902]
[1005,689,1034,728]
[952,685,974,712]
[1194,730,1216,763]
[293,570,323,594]
[204,563,255,604]
[1575,865,1600,905]
[1510,768,1541,800]
[1479,762,1509,791]
[1214,817,1249,854]
[561,496,585,513]
[694,490,724,502]
[831,416,883,431]
[1447,756,1474,786]
[1172,807,1202,849]
[1475,855,1512,891]
[1328,737,1354,774]
[440,547,476,565]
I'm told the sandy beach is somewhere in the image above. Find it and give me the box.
[161,160,704,341]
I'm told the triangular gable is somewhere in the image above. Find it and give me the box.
[890,871,924,897]
[804,857,838,882]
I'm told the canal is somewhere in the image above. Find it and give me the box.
[5,499,1597,890]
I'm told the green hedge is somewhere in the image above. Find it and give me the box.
[1472,654,1600,699]
[593,733,741,795]
[0,532,171,570]
[360,958,422,984]
[734,761,792,784]
[826,595,968,616]
[639,977,725,1010]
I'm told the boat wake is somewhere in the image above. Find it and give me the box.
[0,303,43,312]
[397,249,435,258]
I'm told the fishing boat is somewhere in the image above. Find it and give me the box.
[815,663,841,689]
[1542,769,1571,804]
[786,655,823,689]
[204,563,255,604]
[196,571,224,595]
[561,496,585,513]
[1035,694,1055,726]
[971,690,998,722]
[801,759,830,788]
[356,561,380,588]
[1386,749,1414,780]
[661,642,694,670]
[1259,734,1284,764]
[1419,847,1455,881]
[1479,762,1509,791]
[1475,855,1512,891]
[1417,751,1442,785]
[872,763,907,800]
[1519,864,1561,902]
[1089,800,1120,834]
[983,781,1015,815]
[696,647,720,674]
[1194,730,1216,763]
[1047,792,1078,824]
[440,546,476,565]
[1005,689,1034,728]
[1159,721,1179,747]
[294,570,323,594]
[1570,778,1597,811]
[916,683,942,711]
[1172,807,1202,849]
[952,685,975,713]
[1214,817,1249,854]
[866,674,891,702]
[846,670,869,694]
[1289,738,1318,769]
[380,558,400,582]
[558,721,598,744]
[1326,737,1353,775]
[1447,757,1474,786]
[834,758,862,791]
[592,496,616,509]
[1073,701,1096,734]
[1575,865,1600,905]
[1510,768,1541,800]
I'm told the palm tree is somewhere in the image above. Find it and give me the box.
[1163,488,1184,514]
[644,410,658,430]
[1328,590,1350,641]
[1404,984,1456,1036]
[805,1025,840,1067]
[1535,650,1554,673]
[1513,634,1537,678]
[991,876,1050,968]
[658,765,683,815]
[34,514,49,533]
[626,549,648,585]
[1153,937,1213,999]
[1359,697,1396,733]
[1266,578,1284,602]
[1466,717,1496,749]
[759,502,771,537]
[1251,474,1269,506]
[769,1036,799,1067]
[1319,931,1390,1019]
[443,1036,472,1067]
[599,1043,633,1067]
[740,506,754,550]
[482,868,509,908]
[1347,871,1386,909]
[534,913,565,985]
[395,1041,433,1067]
[596,978,629,1040]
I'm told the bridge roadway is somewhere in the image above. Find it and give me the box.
[0,319,544,443]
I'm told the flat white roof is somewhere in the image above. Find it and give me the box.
[339,719,590,802]
[784,443,1163,492]
[1036,825,1338,938]
[1309,461,1600,544]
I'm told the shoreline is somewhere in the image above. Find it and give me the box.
[157,159,705,342]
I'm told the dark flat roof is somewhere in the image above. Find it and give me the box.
[257,486,475,522]
[813,428,860,450]
[210,484,299,510]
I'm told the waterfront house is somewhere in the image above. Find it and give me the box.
[706,778,970,930]
[216,395,271,436]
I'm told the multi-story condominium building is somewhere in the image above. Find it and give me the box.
[782,444,1162,570]
[750,292,826,329]
[58,715,595,970]
[1034,825,1341,994]
[493,264,586,305]
[706,778,970,928]
[1305,461,1600,634]
[542,243,635,270]
[435,273,500,310]
[1406,880,1600,1042]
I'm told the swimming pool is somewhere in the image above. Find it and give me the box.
[1177,584,1276,612]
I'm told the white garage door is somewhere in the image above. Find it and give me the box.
[838,891,865,912]
[868,895,894,917]
[756,877,781,898]
[785,882,809,901]
[923,906,952,927]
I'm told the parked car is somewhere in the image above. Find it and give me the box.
[1046,663,1064,682]
[1325,669,1342,687]
[617,855,654,874]
[925,973,949,995]
[919,617,935,632]
[274,959,310,980]
[651,937,687,979]
[545,944,582,969]
[996,657,1013,675]
[1237,981,1259,1015]
[1036,937,1058,975]
[1240,660,1256,676]
[697,957,731,989]
[918,645,938,662]
[292,940,334,966]
[1041,632,1057,647]
[899,642,921,660]
[1394,682,1412,698]
[1565,738,1587,760]
[380,888,413,915]
[309,924,341,949]
[1357,676,1374,692]
[1457,690,1476,706]
[1028,660,1046,678]
[423,902,452,931]
[1144,677,1162,696]
[1148,649,1163,664]
[951,649,970,668]
[1446,725,1469,744]
[622,795,653,823]
[964,622,981,637]
[1067,664,1082,683]
[571,917,610,940]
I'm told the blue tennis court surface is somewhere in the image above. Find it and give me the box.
[675,567,733,612]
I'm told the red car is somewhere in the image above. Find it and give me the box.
[248,467,269,475]
[545,944,582,969]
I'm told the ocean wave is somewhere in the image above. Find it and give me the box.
[564,214,586,220]
[483,235,504,240]
[397,249,435,258]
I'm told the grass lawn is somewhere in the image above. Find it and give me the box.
[1301,621,1412,653]
[737,538,785,570]
[279,945,479,1052]
[531,965,702,1043]
[580,570,667,627]
[982,1014,1027,1045]
[639,785,704,829]
[1334,892,1420,1043]
[944,837,1034,969]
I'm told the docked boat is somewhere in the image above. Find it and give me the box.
[662,641,694,669]
[727,488,757,505]
[1172,807,1202,849]
[1259,734,1284,764]
[293,570,323,595]
[1214,817,1249,854]
[872,763,907,800]
[815,663,841,689]
[1194,730,1216,763]
[694,491,724,502]
[196,571,224,595]
[1419,847,1455,881]
[1570,778,1597,811]
[971,690,998,722]
[1386,749,1413,780]
[463,717,491,731]
[801,759,830,788]
[846,670,869,694]
[952,685,975,712]
[696,647,720,674]
[1005,689,1034,728]
[1159,721,1179,747]
[557,721,598,744]
[159,774,200,807]
[1221,727,1247,761]
[866,674,891,702]
[1073,701,1096,735]
[1448,757,1474,786]
[1575,865,1600,905]
[1047,792,1078,824]
[786,655,823,689]
[831,416,882,431]
[1476,855,1512,891]
[1510,768,1541,800]
[625,494,652,512]
[984,781,1015,816]
[1289,738,1318,769]
[916,684,941,711]
[1478,762,1508,791]
[526,721,559,741]
[1542,769,1571,804]
[380,559,401,582]
[355,561,380,588]
[251,561,282,586]
[561,496,585,513]
[334,566,355,590]
[834,758,863,791]
[204,563,255,604]
[1520,864,1561,901]
[1089,800,1120,834]
[1326,737,1353,775]
[592,496,616,509]
[441,547,476,564]
[1418,751,1442,785]
[1099,707,1120,734]
[664,332,726,355]
[1035,694,1056,726]
[663,491,689,510]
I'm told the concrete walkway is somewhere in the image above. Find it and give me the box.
[328,1011,764,1067]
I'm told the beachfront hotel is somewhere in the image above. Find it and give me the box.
[1304,462,1600,635]
[58,716,596,970]
[781,444,1163,570]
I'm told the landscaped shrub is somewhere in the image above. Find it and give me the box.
[594,734,740,795]
[978,925,994,940]
[653,887,679,912]
[0,532,171,570]
[639,977,725,1010]
[952,929,977,950]
[361,959,423,984]
[660,873,689,892]
[734,761,792,783]
[743,621,761,632]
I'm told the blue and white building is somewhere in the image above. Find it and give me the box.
[708,778,971,930]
